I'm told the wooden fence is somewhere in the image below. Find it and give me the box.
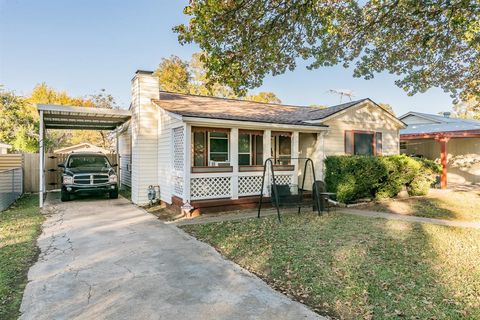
[0,153,116,193]
[0,154,23,171]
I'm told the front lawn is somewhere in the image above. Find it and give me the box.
[355,189,480,221]
[0,195,44,320]
[182,213,480,319]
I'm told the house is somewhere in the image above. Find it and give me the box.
[0,142,12,154]
[117,70,404,210]
[400,112,480,187]
[54,142,111,154]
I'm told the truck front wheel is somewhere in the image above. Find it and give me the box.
[61,190,71,202]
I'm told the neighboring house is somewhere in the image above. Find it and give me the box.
[118,70,404,210]
[400,112,480,187]
[0,142,11,155]
[54,142,110,154]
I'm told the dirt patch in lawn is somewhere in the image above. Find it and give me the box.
[355,189,480,221]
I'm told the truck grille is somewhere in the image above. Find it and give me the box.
[73,174,109,185]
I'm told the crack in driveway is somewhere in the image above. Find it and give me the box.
[19,193,323,320]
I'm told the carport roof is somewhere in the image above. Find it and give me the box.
[38,104,131,130]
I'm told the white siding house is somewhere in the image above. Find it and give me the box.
[123,71,405,210]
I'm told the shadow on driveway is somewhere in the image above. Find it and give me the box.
[20,192,321,320]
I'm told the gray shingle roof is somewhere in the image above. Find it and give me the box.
[152,92,372,126]
[400,112,480,135]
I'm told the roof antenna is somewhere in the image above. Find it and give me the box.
[328,89,355,103]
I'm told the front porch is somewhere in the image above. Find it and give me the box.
[171,122,326,209]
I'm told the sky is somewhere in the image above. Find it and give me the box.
[0,0,454,116]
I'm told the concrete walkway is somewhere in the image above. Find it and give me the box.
[20,193,321,320]
[342,208,480,229]
[174,206,480,230]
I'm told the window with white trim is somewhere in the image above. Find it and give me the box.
[271,132,292,165]
[238,133,263,165]
[192,127,230,166]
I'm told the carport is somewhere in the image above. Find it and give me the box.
[38,104,131,207]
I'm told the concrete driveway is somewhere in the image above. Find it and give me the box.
[20,194,321,320]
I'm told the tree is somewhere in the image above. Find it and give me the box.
[0,89,38,152]
[154,53,279,101]
[28,83,96,152]
[453,97,480,120]
[188,52,237,98]
[175,1,480,103]
[245,92,281,104]
[0,84,119,153]
[154,55,191,94]
[379,103,395,116]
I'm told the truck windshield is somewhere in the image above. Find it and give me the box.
[67,155,111,169]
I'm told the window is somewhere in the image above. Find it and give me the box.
[192,128,230,166]
[209,132,229,162]
[354,132,374,155]
[238,132,264,166]
[345,130,382,156]
[67,155,111,169]
[193,132,206,166]
[238,134,251,165]
[271,132,292,164]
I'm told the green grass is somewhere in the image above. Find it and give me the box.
[356,190,480,221]
[0,195,44,320]
[182,213,480,319]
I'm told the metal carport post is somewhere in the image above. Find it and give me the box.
[37,104,131,208]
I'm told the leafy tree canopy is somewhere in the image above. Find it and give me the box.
[379,103,395,115]
[154,53,282,103]
[0,84,119,152]
[0,90,38,152]
[453,97,480,120]
[175,1,480,103]
[245,91,282,104]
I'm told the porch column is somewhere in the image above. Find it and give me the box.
[263,129,272,163]
[230,128,239,199]
[292,131,299,184]
[183,123,192,202]
[438,136,449,189]
[39,110,45,208]
[263,130,272,195]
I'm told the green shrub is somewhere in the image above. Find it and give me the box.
[407,158,441,196]
[324,155,440,203]
[407,175,431,196]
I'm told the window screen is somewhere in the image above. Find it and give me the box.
[354,132,374,156]
[238,134,251,165]
[254,135,263,165]
[193,132,206,166]
[209,132,229,162]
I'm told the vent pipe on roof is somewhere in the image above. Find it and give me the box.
[442,112,451,118]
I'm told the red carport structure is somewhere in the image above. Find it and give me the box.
[399,112,480,189]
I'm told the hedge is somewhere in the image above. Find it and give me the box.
[324,155,441,203]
